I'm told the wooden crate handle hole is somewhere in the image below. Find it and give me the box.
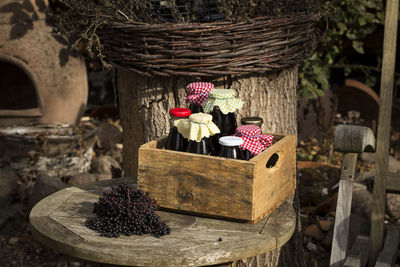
[266,153,279,168]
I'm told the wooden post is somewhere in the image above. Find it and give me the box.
[369,0,399,265]
[117,66,301,266]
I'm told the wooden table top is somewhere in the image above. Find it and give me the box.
[30,178,295,266]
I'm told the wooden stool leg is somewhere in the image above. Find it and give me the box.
[330,153,358,267]
[344,235,369,267]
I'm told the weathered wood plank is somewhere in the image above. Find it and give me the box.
[30,179,296,266]
[330,124,375,267]
[138,135,295,223]
[253,134,296,223]
[369,0,399,265]
[330,153,358,267]
[138,144,255,221]
[375,226,400,267]
[29,187,82,217]
[343,235,369,267]
[386,172,400,193]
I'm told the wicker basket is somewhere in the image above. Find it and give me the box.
[101,12,322,77]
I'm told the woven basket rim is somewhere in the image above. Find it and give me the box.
[106,11,322,28]
[101,11,324,77]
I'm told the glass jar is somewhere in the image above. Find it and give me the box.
[189,103,204,114]
[211,106,237,136]
[211,106,237,155]
[203,89,243,155]
[186,137,213,155]
[240,118,264,159]
[241,116,264,128]
[234,125,274,160]
[242,149,253,160]
[174,113,220,155]
[218,136,244,159]
[164,108,191,151]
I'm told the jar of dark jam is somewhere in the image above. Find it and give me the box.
[175,113,220,155]
[242,149,253,160]
[234,125,274,160]
[185,82,213,114]
[218,136,244,159]
[186,137,213,155]
[211,106,237,155]
[203,89,243,155]
[164,108,191,151]
[211,106,237,136]
[189,103,204,114]
[240,117,264,159]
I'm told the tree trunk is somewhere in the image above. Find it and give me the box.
[117,70,197,178]
[117,66,304,266]
[230,69,305,267]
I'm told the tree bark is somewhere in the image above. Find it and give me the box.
[117,70,197,178]
[230,69,305,267]
[117,66,304,266]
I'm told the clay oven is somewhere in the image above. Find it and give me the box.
[0,0,88,125]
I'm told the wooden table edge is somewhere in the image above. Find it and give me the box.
[29,179,296,266]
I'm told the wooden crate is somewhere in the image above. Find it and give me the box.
[137,134,296,223]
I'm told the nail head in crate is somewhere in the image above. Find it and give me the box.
[137,133,296,223]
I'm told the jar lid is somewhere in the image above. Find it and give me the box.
[208,89,235,99]
[235,125,262,136]
[175,113,220,142]
[170,108,191,117]
[186,82,214,94]
[234,125,273,155]
[219,136,244,146]
[185,82,214,106]
[241,116,264,127]
[203,89,243,114]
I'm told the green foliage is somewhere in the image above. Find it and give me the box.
[298,0,385,99]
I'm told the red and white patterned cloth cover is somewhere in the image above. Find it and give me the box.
[234,125,274,155]
[185,82,214,106]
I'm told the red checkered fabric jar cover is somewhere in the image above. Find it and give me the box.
[185,82,214,106]
[234,125,274,155]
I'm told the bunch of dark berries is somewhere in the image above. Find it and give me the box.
[85,183,171,238]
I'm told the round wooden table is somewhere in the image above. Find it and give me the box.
[30,178,296,266]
